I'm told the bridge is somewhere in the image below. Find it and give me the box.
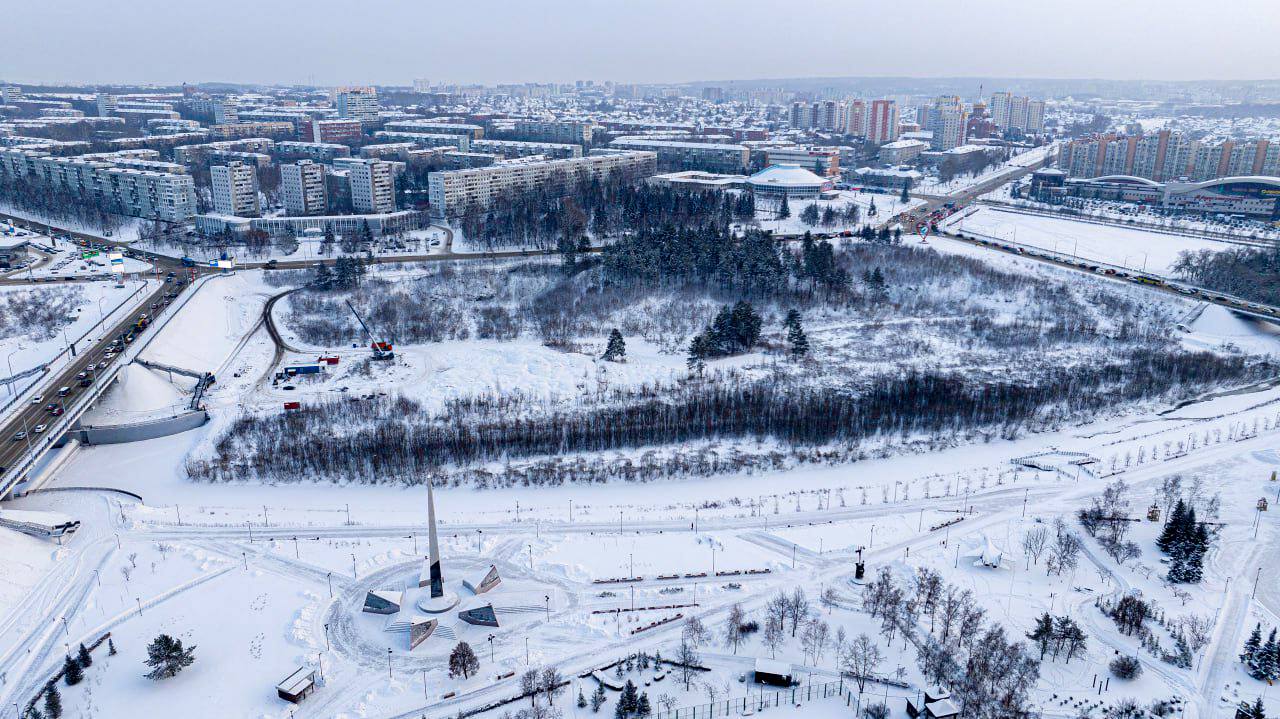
[0,269,213,499]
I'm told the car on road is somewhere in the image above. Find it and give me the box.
[30,395,43,404]
[12,431,26,441]
[45,403,59,413]
[33,424,47,434]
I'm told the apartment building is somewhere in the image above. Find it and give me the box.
[1061,132,1280,182]
[384,120,485,140]
[427,151,657,217]
[607,138,748,173]
[211,161,260,216]
[174,138,276,166]
[470,139,582,160]
[512,120,593,145]
[989,93,1046,134]
[281,160,327,216]
[0,147,197,221]
[763,147,840,176]
[210,122,295,140]
[213,100,239,125]
[347,158,395,213]
[844,100,868,136]
[276,141,352,163]
[334,87,380,122]
[311,119,363,145]
[373,131,471,151]
[866,99,899,144]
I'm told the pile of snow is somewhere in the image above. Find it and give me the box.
[80,363,191,424]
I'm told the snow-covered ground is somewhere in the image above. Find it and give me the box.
[6,221,1280,719]
[944,206,1232,275]
[9,378,1280,719]
[755,190,925,236]
[0,279,157,383]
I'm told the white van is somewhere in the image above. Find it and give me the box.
[57,386,71,397]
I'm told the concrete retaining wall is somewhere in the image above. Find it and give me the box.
[69,410,208,445]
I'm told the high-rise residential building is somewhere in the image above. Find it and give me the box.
[213,100,239,125]
[866,100,899,144]
[347,158,395,213]
[989,92,1046,134]
[211,161,260,216]
[413,78,431,93]
[1060,132,1280,182]
[789,102,813,130]
[844,100,868,136]
[95,94,118,117]
[1025,100,1045,133]
[335,87,380,122]
[816,101,844,132]
[922,97,967,151]
[1,86,23,104]
[281,160,327,216]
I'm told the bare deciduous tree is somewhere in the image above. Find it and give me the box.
[839,633,884,694]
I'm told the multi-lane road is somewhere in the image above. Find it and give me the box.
[0,213,205,494]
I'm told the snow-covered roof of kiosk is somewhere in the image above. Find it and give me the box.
[754,658,793,677]
[747,164,828,188]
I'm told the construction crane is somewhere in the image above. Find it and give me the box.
[345,300,394,361]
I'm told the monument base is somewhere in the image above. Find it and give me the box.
[415,591,460,614]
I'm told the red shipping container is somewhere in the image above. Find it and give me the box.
[283,401,301,410]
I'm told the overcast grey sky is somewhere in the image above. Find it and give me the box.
[8,0,1280,86]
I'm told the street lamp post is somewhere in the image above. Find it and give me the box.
[4,347,22,397]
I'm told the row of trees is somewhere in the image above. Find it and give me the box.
[189,346,1270,486]
[1172,246,1280,307]
[0,174,126,235]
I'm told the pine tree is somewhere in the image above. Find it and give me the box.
[778,195,791,219]
[43,683,61,719]
[313,262,332,289]
[1256,630,1279,680]
[784,309,809,358]
[620,680,639,713]
[637,692,652,717]
[1243,623,1263,666]
[603,329,626,362]
[900,183,911,203]
[108,638,117,656]
[686,333,708,375]
[1027,612,1054,659]
[578,689,588,708]
[591,683,607,712]
[62,655,83,686]
[144,634,196,680]
[1157,500,1188,553]
[77,643,92,669]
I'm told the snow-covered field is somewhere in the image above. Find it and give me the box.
[945,206,1232,274]
[6,205,1280,719]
